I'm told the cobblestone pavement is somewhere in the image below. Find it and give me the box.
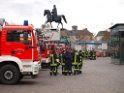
[0,57,124,93]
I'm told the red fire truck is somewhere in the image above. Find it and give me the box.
[40,42,50,68]
[37,28,60,68]
[0,19,40,84]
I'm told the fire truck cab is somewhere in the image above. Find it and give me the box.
[0,19,40,84]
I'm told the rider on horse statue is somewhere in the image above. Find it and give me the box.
[44,5,67,28]
[52,5,57,21]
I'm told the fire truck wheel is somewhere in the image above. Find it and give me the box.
[0,64,21,85]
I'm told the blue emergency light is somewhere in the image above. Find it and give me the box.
[24,20,28,26]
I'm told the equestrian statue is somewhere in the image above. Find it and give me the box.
[44,5,67,28]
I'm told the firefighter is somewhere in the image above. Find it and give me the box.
[84,50,87,59]
[90,50,93,60]
[87,50,91,59]
[49,50,59,76]
[92,50,96,60]
[60,49,66,75]
[72,50,79,75]
[82,50,85,58]
[63,47,73,75]
[89,50,96,60]
[78,50,83,73]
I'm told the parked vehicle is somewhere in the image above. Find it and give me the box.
[40,42,50,68]
[0,19,40,84]
[37,28,60,68]
[96,49,104,57]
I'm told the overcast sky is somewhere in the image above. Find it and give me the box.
[1,0,124,34]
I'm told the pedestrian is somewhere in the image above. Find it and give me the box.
[72,50,80,75]
[63,48,73,75]
[78,50,83,74]
[60,49,66,75]
[49,50,58,76]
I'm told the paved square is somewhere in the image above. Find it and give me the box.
[0,57,124,93]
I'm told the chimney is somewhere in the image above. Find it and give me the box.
[72,25,78,30]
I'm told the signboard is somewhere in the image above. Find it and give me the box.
[43,28,60,41]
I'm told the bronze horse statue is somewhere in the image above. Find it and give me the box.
[44,9,67,28]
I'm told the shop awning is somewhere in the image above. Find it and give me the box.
[78,42,101,45]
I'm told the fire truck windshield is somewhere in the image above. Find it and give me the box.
[7,30,32,45]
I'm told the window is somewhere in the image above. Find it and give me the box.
[7,30,31,44]
[111,33,120,59]
[7,31,20,42]
[121,31,124,38]
[121,32,124,47]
